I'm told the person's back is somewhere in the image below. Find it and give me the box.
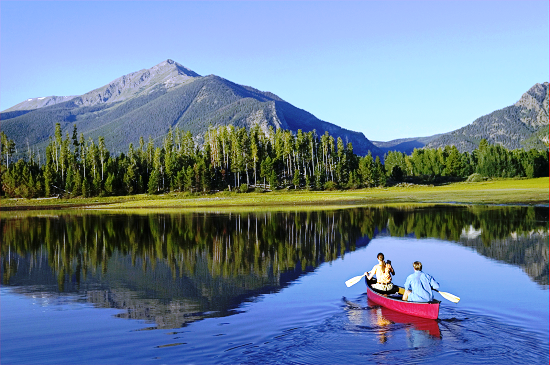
[403,261,439,302]
[365,252,395,292]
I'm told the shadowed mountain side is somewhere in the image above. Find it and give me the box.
[1,60,381,157]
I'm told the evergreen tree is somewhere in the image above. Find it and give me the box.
[81,177,90,197]
[268,169,278,190]
[104,172,116,195]
[445,146,462,177]
[374,156,386,187]
[292,169,301,189]
[72,168,82,196]
[359,153,374,187]
[148,169,160,194]
[185,165,194,192]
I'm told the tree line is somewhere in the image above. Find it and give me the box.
[3,207,547,288]
[384,139,548,182]
[1,123,548,198]
[2,209,380,288]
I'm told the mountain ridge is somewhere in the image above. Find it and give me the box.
[1,60,381,156]
[425,82,549,152]
[1,60,547,157]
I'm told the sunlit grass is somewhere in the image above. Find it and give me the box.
[1,177,547,211]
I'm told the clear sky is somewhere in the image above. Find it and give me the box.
[1,1,548,142]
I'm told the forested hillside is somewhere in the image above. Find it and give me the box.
[426,82,549,152]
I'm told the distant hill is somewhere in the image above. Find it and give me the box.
[3,95,77,113]
[425,82,549,152]
[372,135,442,155]
[1,59,381,157]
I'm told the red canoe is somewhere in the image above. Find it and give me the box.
[365,278,440,320]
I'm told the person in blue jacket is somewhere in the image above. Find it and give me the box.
[402,261,439,302]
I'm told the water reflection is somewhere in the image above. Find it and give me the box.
[370,300,442,340]
[1,206,548,329]
[344,296,441,346]
[387,206,549,285]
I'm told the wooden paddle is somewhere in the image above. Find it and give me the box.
[345,273,366,287]
[433,289,460,303]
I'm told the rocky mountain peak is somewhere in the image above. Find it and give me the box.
[425,81,549,152]
[153,59,201,78]
[514,82,549,109]
[71,60,202,107]
[3,60,203,112]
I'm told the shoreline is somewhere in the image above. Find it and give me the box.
[1,178,548,212]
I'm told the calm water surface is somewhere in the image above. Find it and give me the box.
[1,206,548,364]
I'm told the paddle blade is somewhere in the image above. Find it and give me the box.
[438,291,460,303]
[345,274,365,287]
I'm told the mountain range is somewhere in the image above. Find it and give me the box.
[1,59,547,157]
[373,82,549,153]
[1,59,382,157]
[371,134,443,155]
[424,82,548,152]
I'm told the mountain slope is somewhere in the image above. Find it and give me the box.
[425,82,549,152]
[1,60,381,156]
[372,135,443,154]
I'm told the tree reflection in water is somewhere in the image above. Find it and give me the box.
[1,205,548,329]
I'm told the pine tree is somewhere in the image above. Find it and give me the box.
[185,165,194,192]
[374,156,386,187]
[293,169,300,189]
[359,153,374,187]
[104,172,116,195]
[148,169,160,194]
[81,177,90,197]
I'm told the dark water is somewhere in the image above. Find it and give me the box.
[1,206,548,364]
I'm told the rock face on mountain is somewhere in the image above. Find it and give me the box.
[1,60,381,156]
[70,59,201,108]
[425,82,549,152]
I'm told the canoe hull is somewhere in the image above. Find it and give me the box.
[366,279,440,320]
[367,299,441,338]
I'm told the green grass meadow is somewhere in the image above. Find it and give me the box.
[1,177,548,212]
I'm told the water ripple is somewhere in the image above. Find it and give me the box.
[215,296,548,365]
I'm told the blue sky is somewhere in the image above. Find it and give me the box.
[1,1,548,141]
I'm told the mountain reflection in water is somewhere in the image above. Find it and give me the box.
[1,206,548,329]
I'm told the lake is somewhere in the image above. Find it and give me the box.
[1,205,548,364]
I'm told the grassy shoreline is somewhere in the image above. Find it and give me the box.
[1,177,548,211]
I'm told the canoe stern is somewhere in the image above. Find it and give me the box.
[366,281,440,320]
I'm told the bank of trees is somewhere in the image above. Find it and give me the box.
[0,124,548,198]
[384,141,548,182]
